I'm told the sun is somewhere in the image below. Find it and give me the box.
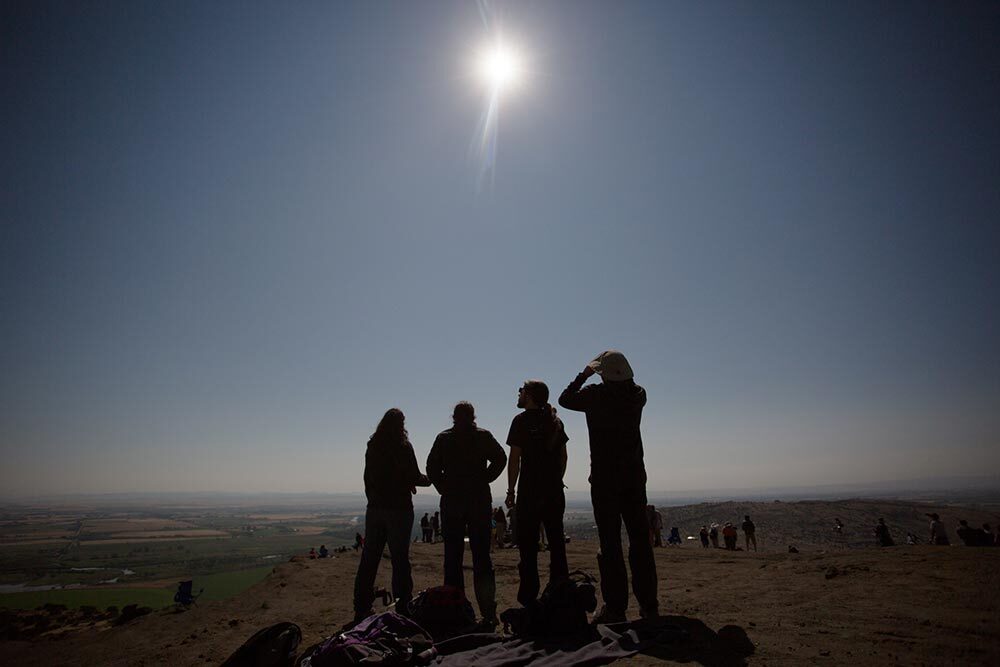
[475,43,524,93]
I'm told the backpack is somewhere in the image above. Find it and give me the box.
[406,585,477,640]
[298,613,432,667]
[501,571,597,637]
[222,622,302,667]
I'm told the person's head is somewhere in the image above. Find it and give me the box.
[878,518,885,524]
[372,408,407,445]
[452,401,476,429]
[518,380,549,409]
[588,349,634,382]
[984,523,992,531]
[744,515,750,521]
[959,519,968,527]
[927,513,940,521]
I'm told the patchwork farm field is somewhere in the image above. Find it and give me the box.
[0,498,368,611]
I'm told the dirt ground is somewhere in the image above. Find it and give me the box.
[2,541,998,666]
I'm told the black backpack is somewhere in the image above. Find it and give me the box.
[406,585,477,640]
[222,622,302,667]
[501,571,597,637]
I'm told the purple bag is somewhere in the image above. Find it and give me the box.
[299,612,433,666]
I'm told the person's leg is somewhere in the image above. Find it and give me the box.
[750,533,757,551]
[468,497,497,621]
[441,498,466,589]
[543,490,569,584]
[385,508,415,608]
[515,496,542,606]
[592,484,628,614]
[353,508,388,617]
[621,488,658,615]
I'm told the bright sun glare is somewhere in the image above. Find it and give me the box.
[476,44,523,93]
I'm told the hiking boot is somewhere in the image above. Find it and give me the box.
[591,605,627,625]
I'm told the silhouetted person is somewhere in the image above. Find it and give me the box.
[352,408,430,623]
[742,515,757,552]
[722,522,738,550]
[559,350,658,622]
[505,380,570,608]
[927,513,949,545]
[667,526,682,545]
[431,511,441,543]
[647,505,663,547]
[983,523,997,547]
[493,506,507,548]
[420,513,432,543]
[699,525,710,548]
[709,523,720,548]
[956,520,977,546]
[353,532,364,551]
[874,518,894,547]
[426,401,507,627]
[319,544,329,558]
[308,547,317,559]
[833,518,844,533]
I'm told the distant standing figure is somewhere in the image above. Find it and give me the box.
[709,523,720,548]
[833,518,844,533]
[874,518,894,547]
[927,513,949,545]
[420,513,432,543]
[722,522,738,550]
[667,527,681,545]
[426,401,507,627]
[741,515,757,552]
[652,508,664,547]
[431,512,441,543]
[353,408,431,623]
[353,533,364,551]
[559,351,659,623]
[493,506,508,548]
[699,526,710,548]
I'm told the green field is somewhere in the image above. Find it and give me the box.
[0,565,275,611]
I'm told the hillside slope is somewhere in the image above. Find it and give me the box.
[2,539,998,666]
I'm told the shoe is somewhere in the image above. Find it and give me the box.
[591,605,627,625]
[639,605,660,620]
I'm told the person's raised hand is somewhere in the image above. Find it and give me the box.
[505,490,515,509]
[582,365,596,378]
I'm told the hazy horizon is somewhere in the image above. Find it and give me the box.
[3,1,999,497]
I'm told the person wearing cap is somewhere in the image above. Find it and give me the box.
[504,379,570,608]
[559,350,659,623]
[927,513,950,545]
[426,401,507,628]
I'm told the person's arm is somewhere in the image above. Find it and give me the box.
[406,445,431,488]
[506,446,521,508]
[558,366,597,412]
[483,432,507,484]
[426,435,445,493]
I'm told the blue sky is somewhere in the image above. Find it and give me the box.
[2,1,998,497]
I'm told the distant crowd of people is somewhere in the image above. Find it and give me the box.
[346,350,658,629]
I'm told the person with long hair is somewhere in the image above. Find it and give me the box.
[426,401,507,628]
[352,408,430,623]
[505,379,570,608]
